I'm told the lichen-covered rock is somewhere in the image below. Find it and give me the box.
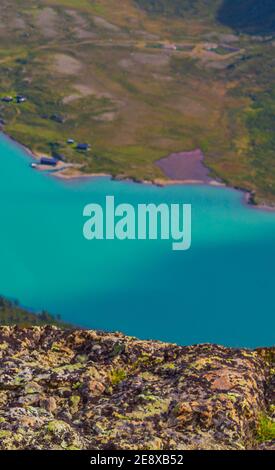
[0,326,273,450]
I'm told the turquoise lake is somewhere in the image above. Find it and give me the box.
[0,133,274,347]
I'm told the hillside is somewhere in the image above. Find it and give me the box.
[0,297,70,328]
[0,326,274,450]
[0,1,275,204]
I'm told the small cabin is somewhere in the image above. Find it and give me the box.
[77,143,90,151]
[1,96,13,103]
[16,95,27,104]
[50,114,65,124]
[39,157,58,167]
[204,42,218,51]
[52,151,66,162]
[163,43,177,51]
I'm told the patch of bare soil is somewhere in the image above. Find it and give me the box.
[36,7,59,39]
[54,54,83,76]
[75,83,114,100]
[93,16,121,32]
[63,82,116,105]
[12,16,26,30]
[172,96,208,118]
[203,60,231,70]
[135,30,160,40]
[93,111,117,122]
[65,9,96,39]
[118,58,134,70]
[63,94,82,105]
[219,33,239,43]
[132,52,170,67]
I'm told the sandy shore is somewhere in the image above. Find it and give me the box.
[53,167,111,180]
[151,177,224,187]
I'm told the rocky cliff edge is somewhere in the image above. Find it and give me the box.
[0,326,274,450]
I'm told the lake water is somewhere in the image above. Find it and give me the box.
[0,133,274,347]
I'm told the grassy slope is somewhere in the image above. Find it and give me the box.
[0,1,275,204]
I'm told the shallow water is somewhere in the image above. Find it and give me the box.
[0,134,274,347]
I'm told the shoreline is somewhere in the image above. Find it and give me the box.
[1,131,275,213]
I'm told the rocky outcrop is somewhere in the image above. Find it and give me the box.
[0,326,273,450]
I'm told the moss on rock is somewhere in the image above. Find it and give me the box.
[0,326,273,450]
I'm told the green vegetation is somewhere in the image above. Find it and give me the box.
[256,414,275,443]
[0,1,275,204]
[108,368,127,386]
[0,296,70,327]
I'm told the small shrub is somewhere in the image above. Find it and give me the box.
[256,414,275,443]
[108,368,127,386]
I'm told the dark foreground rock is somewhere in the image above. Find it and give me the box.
[0,326,273,450]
